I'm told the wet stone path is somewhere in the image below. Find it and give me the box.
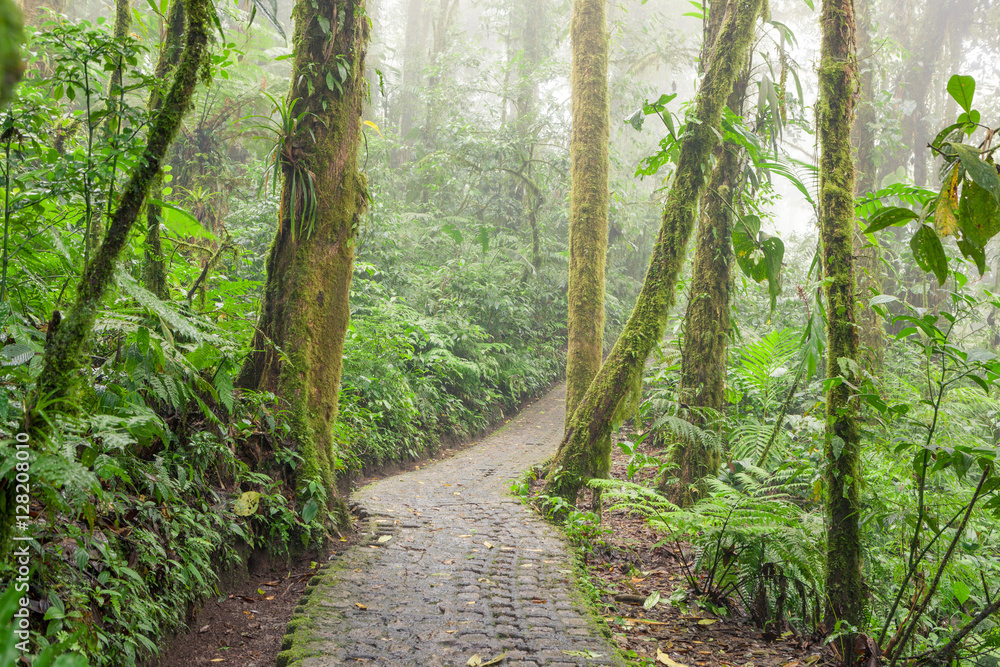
[277,384,624,667]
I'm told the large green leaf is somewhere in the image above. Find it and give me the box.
[947,141,1000,204]
[909,224,948,285]
[733,216,784,312]
[957,178,1000,247]
[247,0,286,40]
[862,206,918,234]
[946,75,976,113]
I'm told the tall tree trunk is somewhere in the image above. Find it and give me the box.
[665,0,748,506]
[143,0,185,299]
[10,0,210,551]
[393,0,427,164]
[896,0,948,187]
[817,0,863,655]
[237,0,369,531]
[545,0,764,504]
[516,0,544,273]
[17,0,63,26]
[852,0,883,371]
[422,0,458,148]
[564,0,609,427]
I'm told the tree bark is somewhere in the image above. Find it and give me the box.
[817,0,863,654]
[564,0,609,427]
[143,0,186,299]
[851,0,883,372]
[17,0,63,27]
[544,0,764,504]
[237,0,369,530]
[393,0,427,163]
[665,0,748,506]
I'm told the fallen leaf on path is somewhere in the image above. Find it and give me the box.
[657,648,688,667]
[484,541,495,549]
[377,535,392,543]
[697,619,717,625]
[355,603,367,610]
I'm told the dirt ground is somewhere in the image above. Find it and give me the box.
[525,428,833,667]
[147,538,354,667]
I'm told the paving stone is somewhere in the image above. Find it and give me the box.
[277,385,624,667]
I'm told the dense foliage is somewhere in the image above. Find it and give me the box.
[0,0,998,665]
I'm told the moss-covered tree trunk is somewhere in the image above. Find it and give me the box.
[143,0,185,299]
[851,0,882,372]
[564,0,609,428]
[545,0,764,504]
[237,0,369,531]
[817,0,864,654]
[9,0,209,551]
[665,0,749,506]
[25,0,209,429]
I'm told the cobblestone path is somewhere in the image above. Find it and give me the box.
[277,384,624,667]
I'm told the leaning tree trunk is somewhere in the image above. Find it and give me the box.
[665,0,749,506]
[237,0,369,531]
[564,0,609,428]
[817,0,863,656]
[545,0,764,504]
[143,0,185,299]
[10,0,210,550]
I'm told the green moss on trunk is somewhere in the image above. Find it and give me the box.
[9,0,210,552]
[665,0,749,507]
[851,0,882,372]
[237,0,369,532]
[817,0,864,651]
[143,0,185,300]
[565,0,609,427]
[545,0,765,504]
[27,0,209,427]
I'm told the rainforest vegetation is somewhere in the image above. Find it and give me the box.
[0,0,998,665]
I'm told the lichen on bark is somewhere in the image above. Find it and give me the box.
[565,0,609,428]
[817,0,864,651]
[545,0,765,504]
[237,0,370,533]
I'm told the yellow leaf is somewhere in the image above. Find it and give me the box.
[657,648,688,667]
[484,541,495,549]
[934,165,961,236]
[697,619,717,625]
[363,120,384,137]
[355,603,367,610]
[378,535,392,543]
[467,654,482,666]
[233,491,261,516]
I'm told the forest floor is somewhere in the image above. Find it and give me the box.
[523,437,830,667]
[151,385,826,667]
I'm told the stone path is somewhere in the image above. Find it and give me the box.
[277,384,625,667]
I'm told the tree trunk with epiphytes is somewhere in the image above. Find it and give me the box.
[817,0,864,654]
[545,0,764,505]
[564,0,609,429]
[664,0,749,507]
[143,0,185,300]
[12,0,210,550]
[237,0,369,531]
